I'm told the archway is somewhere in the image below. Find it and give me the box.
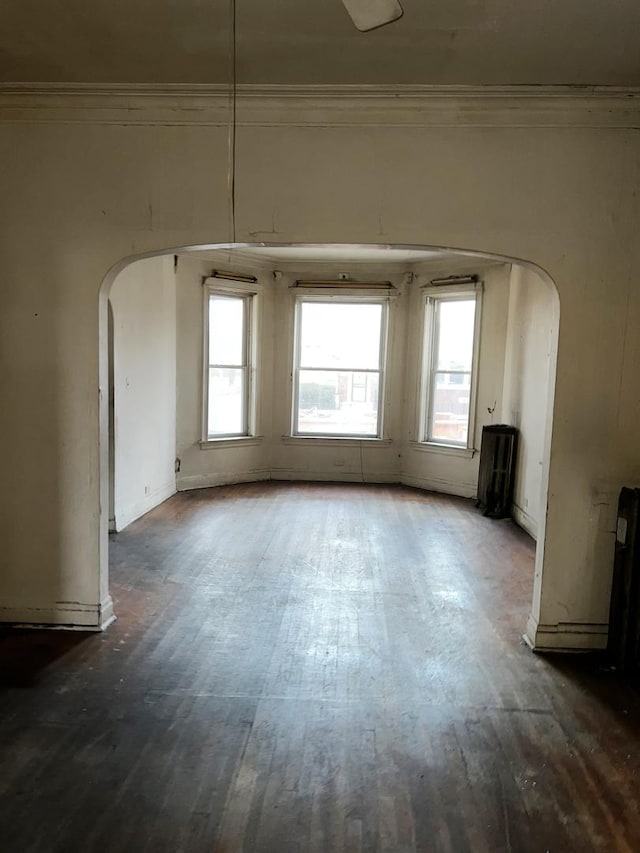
[99,242,559,646]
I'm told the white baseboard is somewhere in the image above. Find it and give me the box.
[512,503,538,540]
[177,468,477,491]
[114,480,176,531]
[0,594,115,632]
[524,613,608,652]
[176,469,271,491]
[178,469,399,489]
[270,468,399,484]
[400,472,477,499]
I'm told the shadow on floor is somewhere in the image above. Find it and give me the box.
[0,628,92,688]
[543,651,640,726]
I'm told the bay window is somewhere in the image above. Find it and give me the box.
[422,286,482,448]
[204,287,255,440]
[293,298,387,438]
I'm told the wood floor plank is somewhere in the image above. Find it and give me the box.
[1,482,639,852]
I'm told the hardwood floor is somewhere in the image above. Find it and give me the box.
[1,482,639,852]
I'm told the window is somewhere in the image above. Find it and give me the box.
[351,372,367,402]
[422,287,482,448]
[204,288,254,439]
[293,298,387,438]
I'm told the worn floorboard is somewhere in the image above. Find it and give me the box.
[1,482,639,852]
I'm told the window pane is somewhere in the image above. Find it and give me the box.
[436,300,475,371]
[208,367,244,436]
[431,371,470,444]
[209,296,244,365]
[299,303,382,369]
[297,370,379,436]
[351,372,367,402]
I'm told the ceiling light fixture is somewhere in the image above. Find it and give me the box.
[341,0,403,31]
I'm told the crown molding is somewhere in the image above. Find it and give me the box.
[1,83,640,128]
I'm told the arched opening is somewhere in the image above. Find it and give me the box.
[99,242,559,644]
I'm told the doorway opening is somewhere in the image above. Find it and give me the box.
[99,242,559,642]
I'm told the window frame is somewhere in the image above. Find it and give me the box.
[202,282,257,443]
[291,293,389,440]
[420,283,483,451]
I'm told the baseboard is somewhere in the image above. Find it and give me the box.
[270,469,398,484]
[0,594,115,632]
[512,503,538,540]
[401,472,477,499]
[176,469,271,491]
[114,480,176,531]
[100,595,116,630]
[177,469,476,491]
[524,613,608,652]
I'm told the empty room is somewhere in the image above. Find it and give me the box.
[2,1,640,851]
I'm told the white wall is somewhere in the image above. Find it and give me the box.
[1,87,639,648]
[502,265,557,539]
[175,255,514,494]
[175,258,409,487]
[110,255,177,531]
[402,264,511,496]
[269,266,408,484]
[175,255,273,489]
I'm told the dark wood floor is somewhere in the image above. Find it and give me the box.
[1,482,639,852]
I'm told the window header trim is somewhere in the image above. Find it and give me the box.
[422,281,483,298]
[293,280,394,289]
[293,290,394,303]
[203,277,258,296]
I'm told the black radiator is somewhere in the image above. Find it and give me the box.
[607,487,640,673]
[476,424,518,519]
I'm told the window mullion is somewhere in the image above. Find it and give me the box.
[209,362,244,369]
[377,298,387,438]
[297,366,380,373]
[243,297,250,435]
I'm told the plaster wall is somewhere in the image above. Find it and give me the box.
[268,268,407,484]
[0,89,638,648]
[175,256,273,489]
[502,264,557,539]
[110,255,177,531]
[174,258,510,491]
[401,264,511,497]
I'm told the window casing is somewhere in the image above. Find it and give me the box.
[421,285,482,449]
[203,286,255,440]
[292,296,388,439]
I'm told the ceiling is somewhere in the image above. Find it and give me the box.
[216,246,447,264]
[1,0,639,86]
[184,244,501,274]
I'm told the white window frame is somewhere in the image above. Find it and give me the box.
[202,282,257,442]
[420,283,483,450]
[292,293,389,440]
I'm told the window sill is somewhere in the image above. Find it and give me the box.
[409,441,476,459]
[282,435,393,448]
[199,436,264,450]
